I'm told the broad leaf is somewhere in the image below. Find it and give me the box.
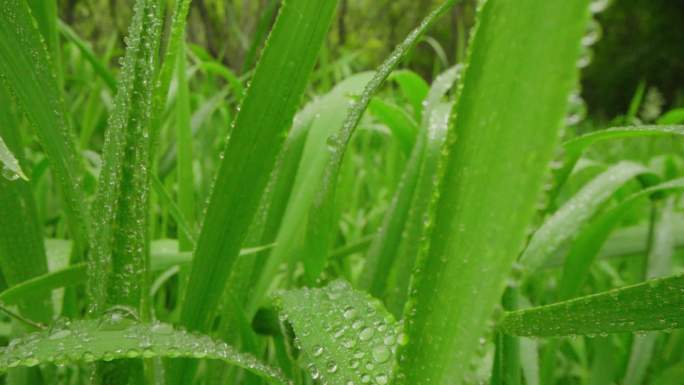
[278,280,400,385]
[0,0,91,252]
[0,319,289,385]
[396,1,592,384]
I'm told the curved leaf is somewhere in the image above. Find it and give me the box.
[520,161,654,274]
[553,125,684,195]
[247,72,374,312]
[0,319,289,385]
[277,280,400,385]
[303,0,460,291]
[500,274,684,337]
[0,264,86,306]
[558,178,684,300]
[369,98,418,155]
[388,70,429,121]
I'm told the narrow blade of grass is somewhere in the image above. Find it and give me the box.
[0,0,91,254]
[557,178,684,300]
[622,197,675,385]
[500,274,684,337]
[180,0,340,331]
[369,98,418,155]
[0,89,52,325]
[553,125,684,196]
[88,0,162,316]
[174,2,340,384]
[58,20,117,92]
[396,1,591,384]
[520,161,655,275]
[0,264,86,306]
[248,72,373,313]
[388,70,429,122]
[381,66,460,315]
[175,40,195,251]
[303,0,461,287]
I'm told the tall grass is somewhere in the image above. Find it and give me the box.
[0,1,682,385]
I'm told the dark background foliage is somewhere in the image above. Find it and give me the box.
[58,0,684,119]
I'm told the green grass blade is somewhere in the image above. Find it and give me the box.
[88,0,162,315]
[395,1,591,384]
[557,178,684,300]
[359,113,428,297]
[151,176,197,246]
[369,98,418,155]
[0,91,52,325]
[242,0,280,73]
[175,40,195,251]
[388,70,429,122]
[176,6,341,384]
[520,161,654,274]
[622,197,675,385]
[0,264,87,306]
[149,0,191,149]
[304,0,460,286]
[500,274,684,337]
[248,73,373,312]
[658,109,684,125]
[0,319,289,385]
[0,0,91,254]
[278,280,400,385]
[383,100,454,316]
[553,125,684,195]
[58,20,117,92]
[362,101,451,309]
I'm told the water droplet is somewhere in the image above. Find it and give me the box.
[371,345,390,363]
[359,327,374,341]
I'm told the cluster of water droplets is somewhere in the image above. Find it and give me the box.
[0,314,289,384]
[87,0,162,314]
[278,280,404,385]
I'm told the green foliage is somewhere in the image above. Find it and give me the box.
[0,0,91,253]
[0,136,27,182]
[500,274,684,337]
[0,318,289,385]
[278,280,400,385]
[396,1,591,384]
[1,1,683,385]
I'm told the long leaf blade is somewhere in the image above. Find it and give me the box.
[500,274,684,337]
[396,1,591,384]
[0,320,289,385]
